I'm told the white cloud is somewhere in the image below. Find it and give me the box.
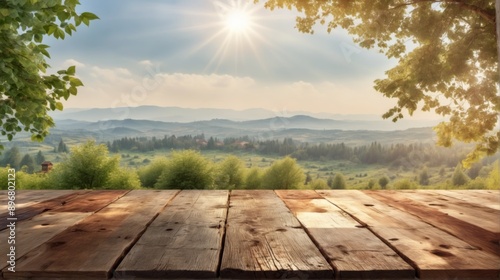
[62,59,85,68]
[59,63,397,115]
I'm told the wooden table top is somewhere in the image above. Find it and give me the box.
[0,189,499,279]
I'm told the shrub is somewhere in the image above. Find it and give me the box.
[215,156,245,189]
[309,179,329,190]
[155,150,214,189]
[244,167,263,189]
[261,156,305,189]
[138,158,169,188]
[331,173,347,189]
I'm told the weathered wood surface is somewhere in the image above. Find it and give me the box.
[319,190,500,279]
[0,189,498,279]
[0,190,129,273]
[220,190,333,279]
[433,190,500,210]
[276,190,415,279]
[366,190,500,257]
[115,190,228,279]
[0,190,74,215]
[4,190,178,279]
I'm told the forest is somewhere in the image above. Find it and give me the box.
[1,136,498,191]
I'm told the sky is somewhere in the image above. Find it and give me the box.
[45,0,436,119]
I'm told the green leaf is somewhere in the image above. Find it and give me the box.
[69,77,83,87]
[67,65,76,75]
[80,12,100,20]
[55,102,64,111]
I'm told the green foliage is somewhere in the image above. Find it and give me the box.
[51,141,122,189]
[367,179,377,190]
[452,164,470,186]
[378,176,390,189]
[1,146,21,169]
[262,156,305,189]
[260,0,499,164]
[137,158,169,188]
[20,153,35,173]
[155,150,214,189]
[392,179,418,190]
[0,0,98,148]
[331,173,347,189]
[35,150,45,165]
[418,167,430,186]
[105,168,141,189]
[215,155,245,189]
[486,160,500,189]
[244,167,263,189]
[309,179,329,190]
[58,139,69,153]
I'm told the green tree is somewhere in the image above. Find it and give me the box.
[0,1,98,149]
[305,172,312,185]
[245,167,263,189]
[137,158,169,188]
[452,164,470,186]
[331,173,347,189]
[1,146,21,169]
[309,179,329,190]
[367,179,376,189]
[58,139,68,153]
[35,150,45,165]
[53,140,138,189]
[215,155,245,189]
[262,156,305,189]
[155,150,214,189]
[260,0,499,165]
[419,167,430,186]
[486,160,500,189]
[20,154,35,174]
[379,176,390,189]
[327,175,334,188]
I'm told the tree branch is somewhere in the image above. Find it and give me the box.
[389,0,496,24]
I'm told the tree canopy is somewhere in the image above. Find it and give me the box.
[259,0,499,166]
[0,0,98,149]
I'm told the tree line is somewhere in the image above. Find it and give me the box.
[1,141,499,191]
[105,135,496,169]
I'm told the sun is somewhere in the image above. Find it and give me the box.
[225,9,251,33]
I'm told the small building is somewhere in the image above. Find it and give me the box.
[41,161,53,173]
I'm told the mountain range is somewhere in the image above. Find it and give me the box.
[44,106,441,144]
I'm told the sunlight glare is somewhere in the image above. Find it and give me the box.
[226,10,250,33]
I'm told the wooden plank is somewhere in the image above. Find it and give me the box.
[434,190,500,210]
[365,190,500,257]
[0,191,91,230]
[220,190,333,279]
[0,190,128,231]
[318,190,500,279]
[115,190,229,279]
[276,190,415,279]
[0,212,92,271]
[393,190,500,233]
[0,190,75,215]
[3,190,178,279]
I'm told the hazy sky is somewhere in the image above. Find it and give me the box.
[46,0,433,118]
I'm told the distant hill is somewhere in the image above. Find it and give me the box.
[43,115,438,144]
[49,106,441,130]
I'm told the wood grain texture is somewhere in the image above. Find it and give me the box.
[0,190,75,215]
[115,190,229,279]
[276,190,415,279]
[433,190,500,210]
[220,190,333,279]
[318,190,500,279]
[0,212,91,271]
[366,190,500,257]
[0,190,91,230]
[3,190,178,279]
